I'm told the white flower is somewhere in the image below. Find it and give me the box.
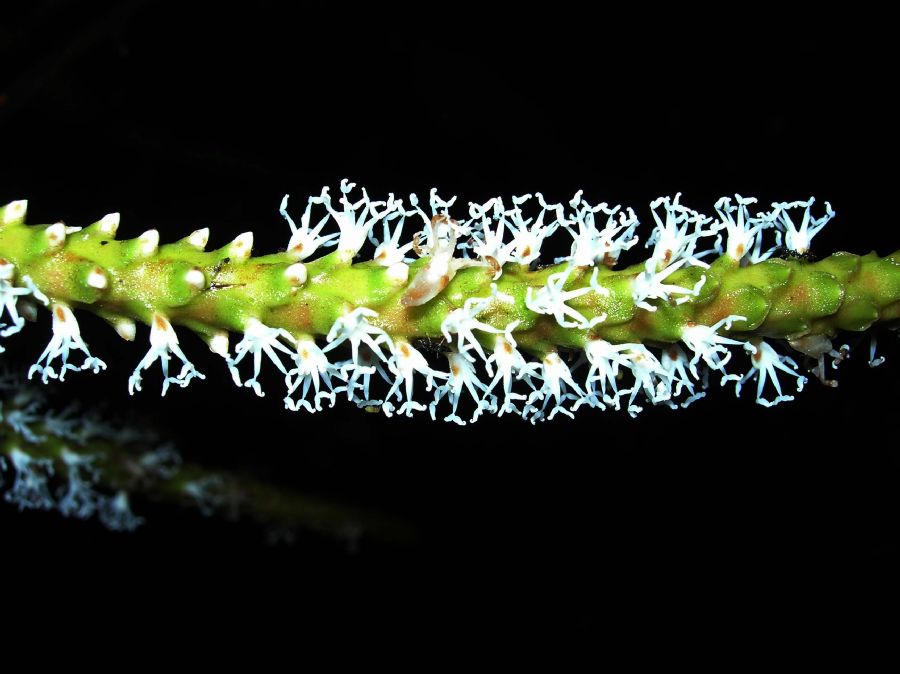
[56,449,102,519]
[3,397,45,443]
[483,334,538,416]
[28,303,107,383]
[369,202,416,266]
[467,196,510,269]
[631,257,705,312]
[97,491,144,531]
[525,265,607,329]
[680,315,749,375]
[772,197,834,255]
[582,339,636,409]
[225,318,292,397]
[280,191,339,261]
[713,195,778,263]
[430,350,495,425]
[0,261,30,341]
[510,193,566,264]
[3,448,55,511]
[326,179,396,261]
[441,286,515,363]
[659,344,706,409]
[324,306,393,367]
[730,340,807,407]
[284,338,344,413]
[621,346,670,417]
[645,194,717,271]
[523,352,586,422]
[130,312,205,395]
[560,193,639,267]
[382,340,448,417]
[402,213,463,307]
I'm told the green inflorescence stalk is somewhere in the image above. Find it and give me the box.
[0,185,896,422]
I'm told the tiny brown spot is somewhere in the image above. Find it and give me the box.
[503,342,513,354]
[400,343,411,357]
[522,245,532,258]
[412,233,424,257]
[451,365,460,376]
[54,306,66,322]
[154,314,167,330]
[484,255,500,277]
[291,242,304,253]
[602,253,616,267]
[439,274,450,289]
[752,349,763,363]
[376,251,387,260]
[663,249,672,264]
[401,285,427,306]
[735,244,745,257]
[667,345,680,360]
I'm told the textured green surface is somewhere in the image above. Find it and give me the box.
[1,215,897,358]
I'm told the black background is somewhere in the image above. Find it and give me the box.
[0,2,896,592]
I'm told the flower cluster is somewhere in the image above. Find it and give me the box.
[0,186,886,424]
